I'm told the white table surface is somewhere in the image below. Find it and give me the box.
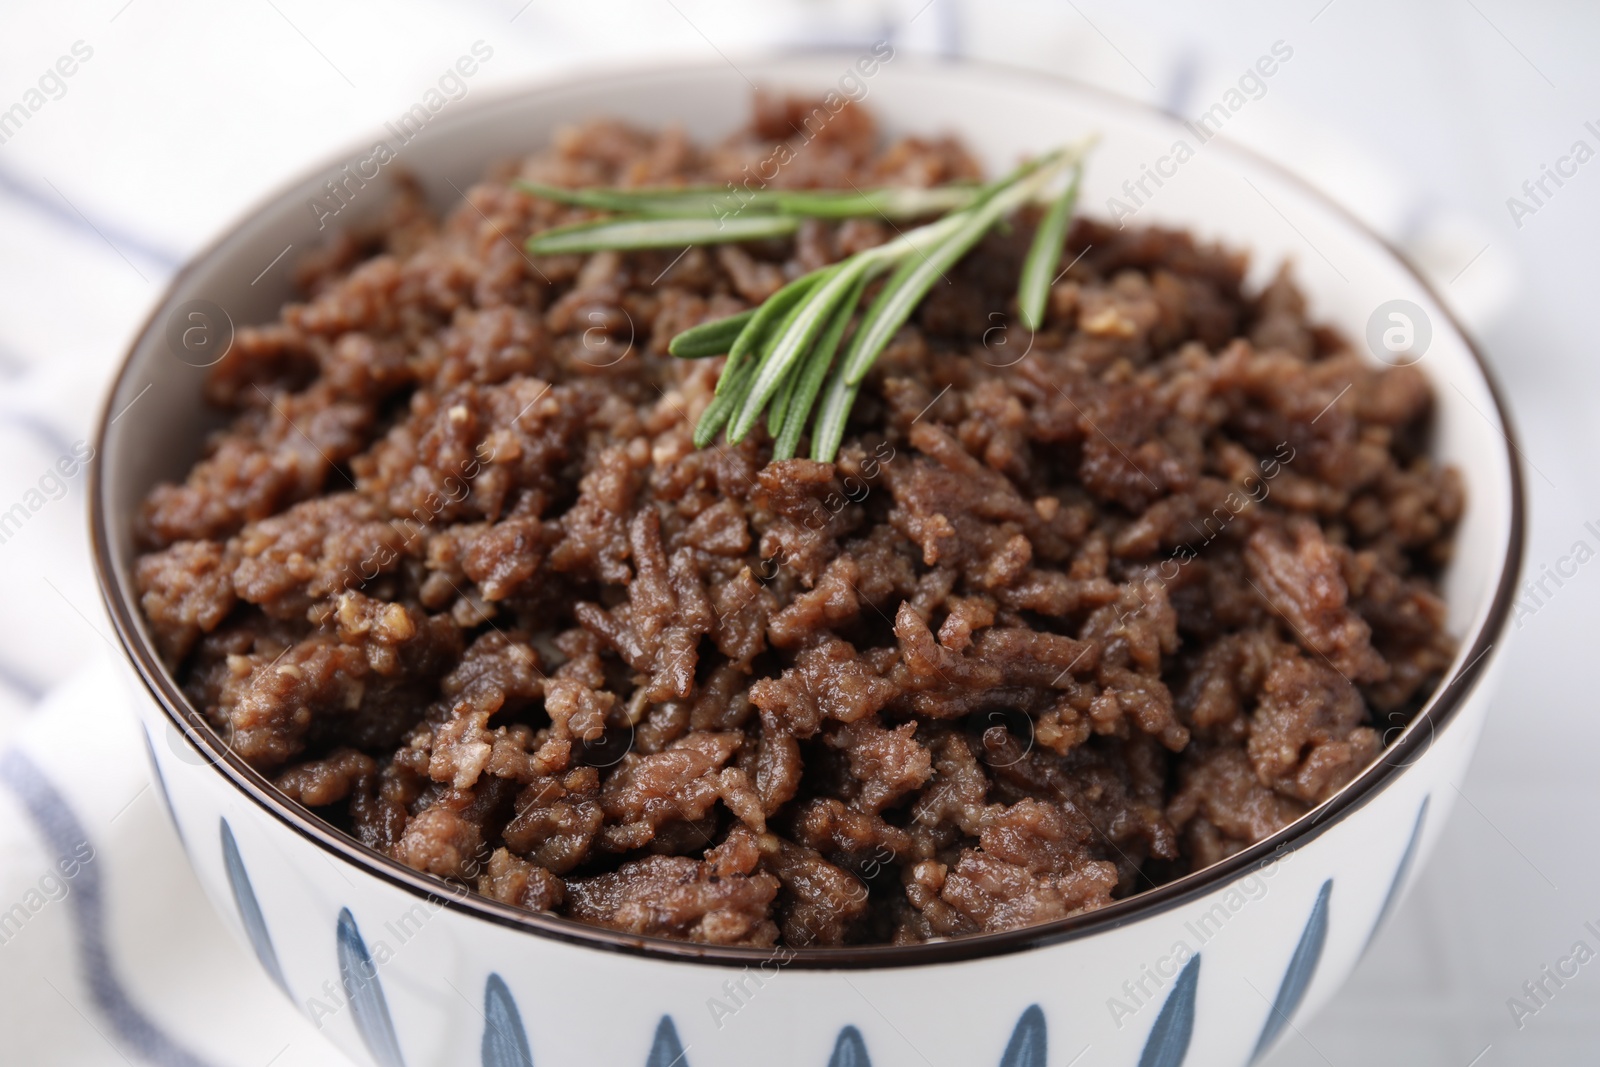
[0,2,1594,1064]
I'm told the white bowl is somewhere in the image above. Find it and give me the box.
[91,52,1524,1067]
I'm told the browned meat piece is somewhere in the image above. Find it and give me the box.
[573,507,714,701]
[749,637,898,738]
[905,800,1119,937]
[210,604,459,767]
[1248,653,1380,804]
[394,800,485,881]
[566,854,780,946]
[274,747,375,807]
[1168,746,1309,868]
[479,847,565,912]
[231,494,410,619]
[597,732,751,852]
[822,717,932,815]
[503,766,602,874]
[135,539,237,665]
[141,384,374,546]
[757,833,871,946]
[1245,519,1389,682]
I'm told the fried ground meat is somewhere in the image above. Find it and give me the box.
[134,95,1461,946]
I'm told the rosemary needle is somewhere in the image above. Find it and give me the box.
[718,272,826,395]
[728,262,872,444]
[775,273,867,460]
[517,180,980,222]
[669,309,757,358]
[1017,161,1083,332]
[838,153,1067,388]
[527,214,800,255]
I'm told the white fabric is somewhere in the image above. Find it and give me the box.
[0,2,1594,1064]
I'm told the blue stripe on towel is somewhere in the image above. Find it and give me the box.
[0,409,77,461]
[0,654,45,703]
[0,165,183,273]
[0,747,217,1067]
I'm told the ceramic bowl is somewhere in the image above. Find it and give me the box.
[90,52,1523,1067]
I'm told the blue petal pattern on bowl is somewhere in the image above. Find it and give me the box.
[213,861,1352,1067]
[218,818,288,997]
[1138,953,1199,1067]
[337,907,407,1067]
[1362,797,1428,957]
[997,1004,1046,1067]
[827,1024,870,1067]
[140,726,184,848]
[646,1016,688,1067]
[482,973,534,1067]
[1250,879,1332,1063]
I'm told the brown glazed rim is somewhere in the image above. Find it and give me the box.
[89,50,1526,970]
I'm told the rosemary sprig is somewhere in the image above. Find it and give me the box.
[519,141,1093,460]
[517,180,980,221]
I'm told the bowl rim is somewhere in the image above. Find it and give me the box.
[89,48,1527,971]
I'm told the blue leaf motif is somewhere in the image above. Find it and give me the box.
[1250,879,1332,1063]
[482,973,533,1067]
[1362,797,1429,958]
[219,818,288,997]
[1138,954,1199,1067]
[997,1005,1046,1067]
[645,1016,688,1067]
[828,1025,870,1067]
[140,726,182,847]
[338,908,406,1067]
